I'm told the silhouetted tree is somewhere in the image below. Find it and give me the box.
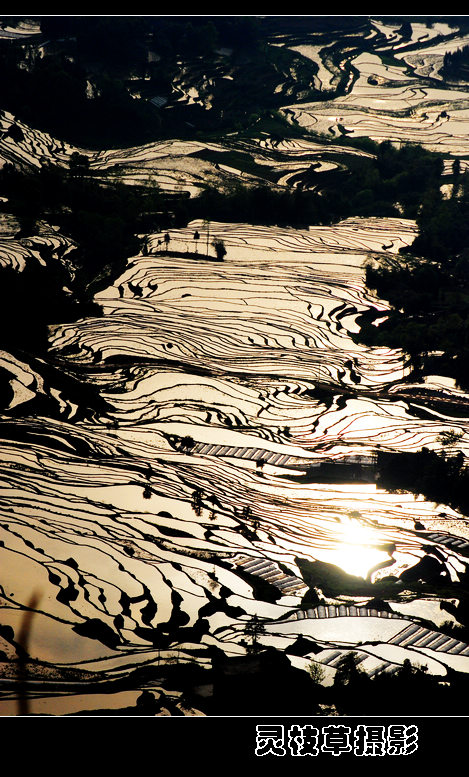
[333,651,365,688]
[5,123,24,143]
[180,435,195,451]
[69,152,91,177]
[212,238,227,261]
[192,488,203,516]
[244,615,266,654]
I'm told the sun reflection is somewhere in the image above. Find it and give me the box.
[331,516,392,578]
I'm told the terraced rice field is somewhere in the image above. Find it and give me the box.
[280,21,469,157]
[2,212,469,714]
[2,17,469,715]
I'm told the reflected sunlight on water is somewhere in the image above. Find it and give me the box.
[328,516,392,577]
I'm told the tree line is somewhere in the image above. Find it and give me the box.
[377,448,469,517]
[358,167,469,387]
[443,44,469,79]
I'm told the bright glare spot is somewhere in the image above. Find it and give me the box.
[331,516,391,578]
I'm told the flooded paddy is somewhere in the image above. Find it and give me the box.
[281,33,469,156]
[2,212,469,714]
[2,17,469,715]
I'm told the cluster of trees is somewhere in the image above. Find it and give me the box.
[185,183,330,228]
[358,169,469,386]
[318,140,444,220]
[327,652,463,715]
[149,17,254,59]
[210,643,469,715]
[0,158,167,352]
[377,448,469,516]
[0,152,165,255]
[443,44,469,79]
[260,15,367,36]
[359,258,469,373]
[0,159,163,277]
[0,261,97,353]
[0,44,163,147]
[411,166,469,258]
[39,16,150,70]
[185,141,445,231]
[181,141,446,232]
[39,16,261,62]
